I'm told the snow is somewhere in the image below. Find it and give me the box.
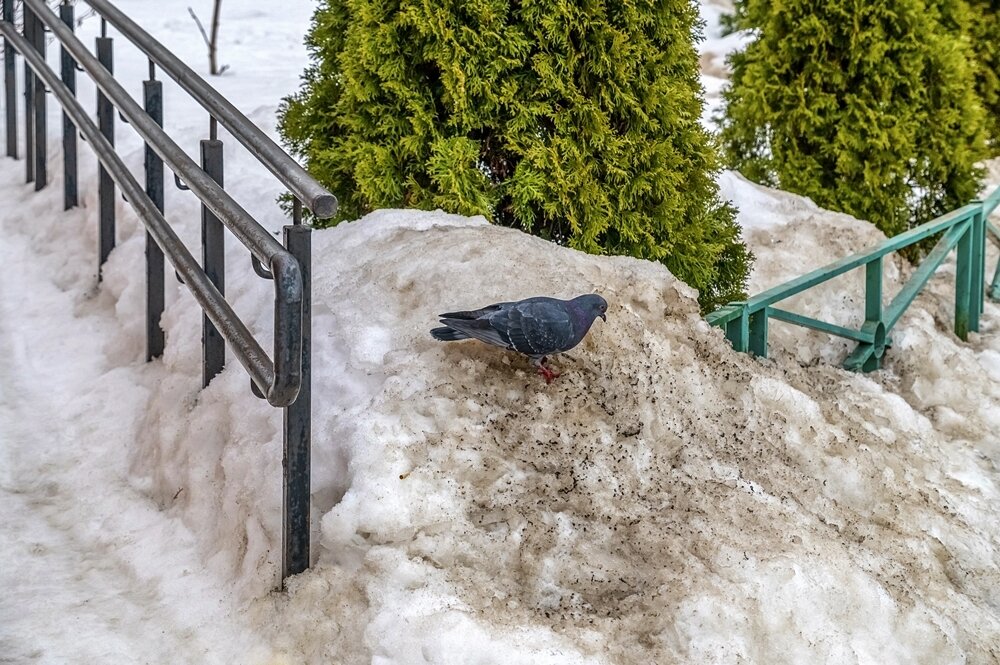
[2,0,1000,663]
[698,0,751,127]
[0,191,264,663]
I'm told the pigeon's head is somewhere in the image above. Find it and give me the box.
[576,293,608,322]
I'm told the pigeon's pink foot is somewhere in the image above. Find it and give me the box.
[536,364,560,383]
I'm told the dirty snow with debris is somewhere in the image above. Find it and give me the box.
[2,0,1000,664]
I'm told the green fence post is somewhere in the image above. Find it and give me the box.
[748,308,768,358]
[970,201,984,332]
[955,219,973,341]
[863,257,883,370]
[865,257,882,321]
[725,305,750,353]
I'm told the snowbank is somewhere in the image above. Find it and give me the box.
[9,159,1000,661]
[44,194,1000,663]
[262,205,1000,664]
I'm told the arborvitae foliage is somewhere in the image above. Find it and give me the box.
[951,0,1000,152]
[279,0,751,311]
[719,0,986,243]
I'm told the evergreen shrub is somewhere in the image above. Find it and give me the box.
[280,0,752,311]
[961,0,1000,151]
[720,0,986,245]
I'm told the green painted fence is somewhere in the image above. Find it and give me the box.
[707,187,1000,372]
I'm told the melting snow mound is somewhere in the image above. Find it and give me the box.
[236,209,1000,664]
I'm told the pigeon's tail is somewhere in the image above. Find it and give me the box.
[431,326,470,342]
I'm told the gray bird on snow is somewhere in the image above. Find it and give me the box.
[430,294,608,382]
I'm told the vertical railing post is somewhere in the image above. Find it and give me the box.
[97,24,115,279]
[144,63,165,360]
[955,218,973,341]
[748,309,768,358]
[60,1,77,209]
[2,0,16,159]
[23,4,34,183]
[863,257,883,371]
[201,119,225,386]
[31,1,46,191]
[969,201,984,333]
[865,257,883,323]
[282,203,311,584]
[724,304,750,353]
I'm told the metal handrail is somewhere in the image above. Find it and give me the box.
[2,0,322,583]
[27,0,284,265]
[22,0,304,406]
[744,205,979,310]
[0,21,291,399]
[82,0,337,220]
[708,189,1000,371]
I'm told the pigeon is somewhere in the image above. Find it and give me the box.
[430,294,608,382]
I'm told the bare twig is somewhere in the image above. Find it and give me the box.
[187,6,211,48]
[187,2,226,75]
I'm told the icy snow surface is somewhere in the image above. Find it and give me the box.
[2,0,1000,663]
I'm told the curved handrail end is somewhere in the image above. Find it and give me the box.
[311,193,338,220]
[266,251,304,407]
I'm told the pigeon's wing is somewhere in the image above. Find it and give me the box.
[438,316,513,350]
[439,302,511,320]
[499,301,575,356]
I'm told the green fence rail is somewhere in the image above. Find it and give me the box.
[707,187,1000,372]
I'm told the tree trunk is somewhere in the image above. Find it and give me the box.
[208,0,221,75]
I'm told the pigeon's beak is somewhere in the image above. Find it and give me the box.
[599,313,607,322]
